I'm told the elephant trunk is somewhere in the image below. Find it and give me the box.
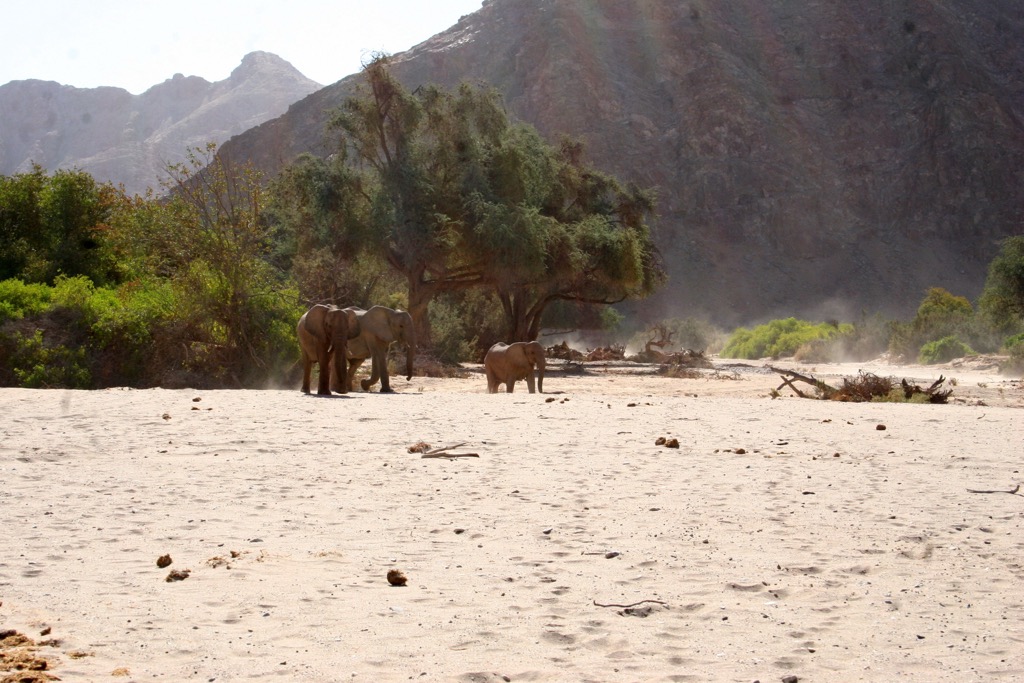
[404,333,416,381]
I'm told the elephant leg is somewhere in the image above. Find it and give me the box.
[347,358,364,393]
[485,367,499,393]
[505,378,516,393]
[366,348,393,392]
[525,372,536,394]
[316,348,332,395]
[301,356,313,394]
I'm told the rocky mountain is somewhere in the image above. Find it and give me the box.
[0,52,321,195]
[218,0,1024,326]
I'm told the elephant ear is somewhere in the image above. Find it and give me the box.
[303,305,329,336]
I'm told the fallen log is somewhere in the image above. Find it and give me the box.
[769,366,838,398]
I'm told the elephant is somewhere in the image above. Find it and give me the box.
[484,341,546,394]
[338,305,416,393]
[296,304,350,396]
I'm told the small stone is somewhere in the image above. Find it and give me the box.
[876,424,887,430]
[604,551,620,559]
[665,438,680,448]
[165,569,190,582]
[454,528,465,534]
[655,436,666,445]
[735,448,746,454]
[387,569,408,586]
[156,554,172,568]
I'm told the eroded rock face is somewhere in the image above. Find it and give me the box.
[0,51,321,195]
[220,0,1024,324]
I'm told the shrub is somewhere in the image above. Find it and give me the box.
[5,329,91,388]
[918,335,974,364]
[1004,332,1024,353]
[429,297,478,364]
[721,318,851,359]
[0,279,52,324]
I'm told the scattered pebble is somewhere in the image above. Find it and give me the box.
[165,569,190,582]
[156,554,172,568]
[387,569,408,586]
[876,424,887,431]
[604,551,620,559]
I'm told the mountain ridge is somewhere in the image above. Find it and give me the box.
[0,51,321,195]
[217,0,1024,325]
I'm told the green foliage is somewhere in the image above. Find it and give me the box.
[5,330,91,388]
[0,279,52,324]
[428,297,478,364]
[1001,339,1024,375]
[918,335,975,364]
[272,56,663,345]
[1004,332,1024,352]
[721,318,851,359]
[978,236,1024,335]
[0,166,122,285]
[888,287,993,361]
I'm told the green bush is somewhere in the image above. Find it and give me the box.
[0,279,52,324]
[918,336,975,364]
[5,330,91,388]
[721,318,852,360]
[1003,332,1024,352]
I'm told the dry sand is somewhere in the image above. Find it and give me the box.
[1,359,1022,682]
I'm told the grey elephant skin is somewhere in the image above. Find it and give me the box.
[297,304,350,396]
[484,341,546,393]
[338,306,416,393]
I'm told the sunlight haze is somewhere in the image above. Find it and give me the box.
[1,0,483,93]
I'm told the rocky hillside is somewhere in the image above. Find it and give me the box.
[218,0,1024,326]
[0,52,320,195]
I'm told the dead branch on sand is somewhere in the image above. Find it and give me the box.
[418,442,479,459]
[593,599,669,608]
[966,484,1020,495]
[770,367,952,403]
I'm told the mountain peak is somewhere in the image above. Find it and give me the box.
[229,51,319,87]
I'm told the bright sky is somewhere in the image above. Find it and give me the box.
[1,0,484,94]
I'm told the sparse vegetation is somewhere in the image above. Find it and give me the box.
[721,318,852,360]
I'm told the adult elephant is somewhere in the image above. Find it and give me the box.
[484,341,546,394]
[340,306,416,393]
[297,304,350,396]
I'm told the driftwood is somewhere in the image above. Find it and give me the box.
[965,484,1020,495]
[900,376,953,403]
[771,367,952,404]
[419,443,479,459]
[593,599,669,608]
[769,366,838,398]
[409,442,480,458]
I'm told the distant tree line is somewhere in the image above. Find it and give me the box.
[0,58,665,388]
[2,57,1022,389]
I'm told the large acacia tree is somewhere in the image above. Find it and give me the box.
[274,56,664,343]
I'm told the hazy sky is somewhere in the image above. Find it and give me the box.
[1,0,483,94]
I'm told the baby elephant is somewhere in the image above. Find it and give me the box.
[484,341,546,393]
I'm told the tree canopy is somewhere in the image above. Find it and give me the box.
[978,236,1024,335]
[270,57,664,342]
